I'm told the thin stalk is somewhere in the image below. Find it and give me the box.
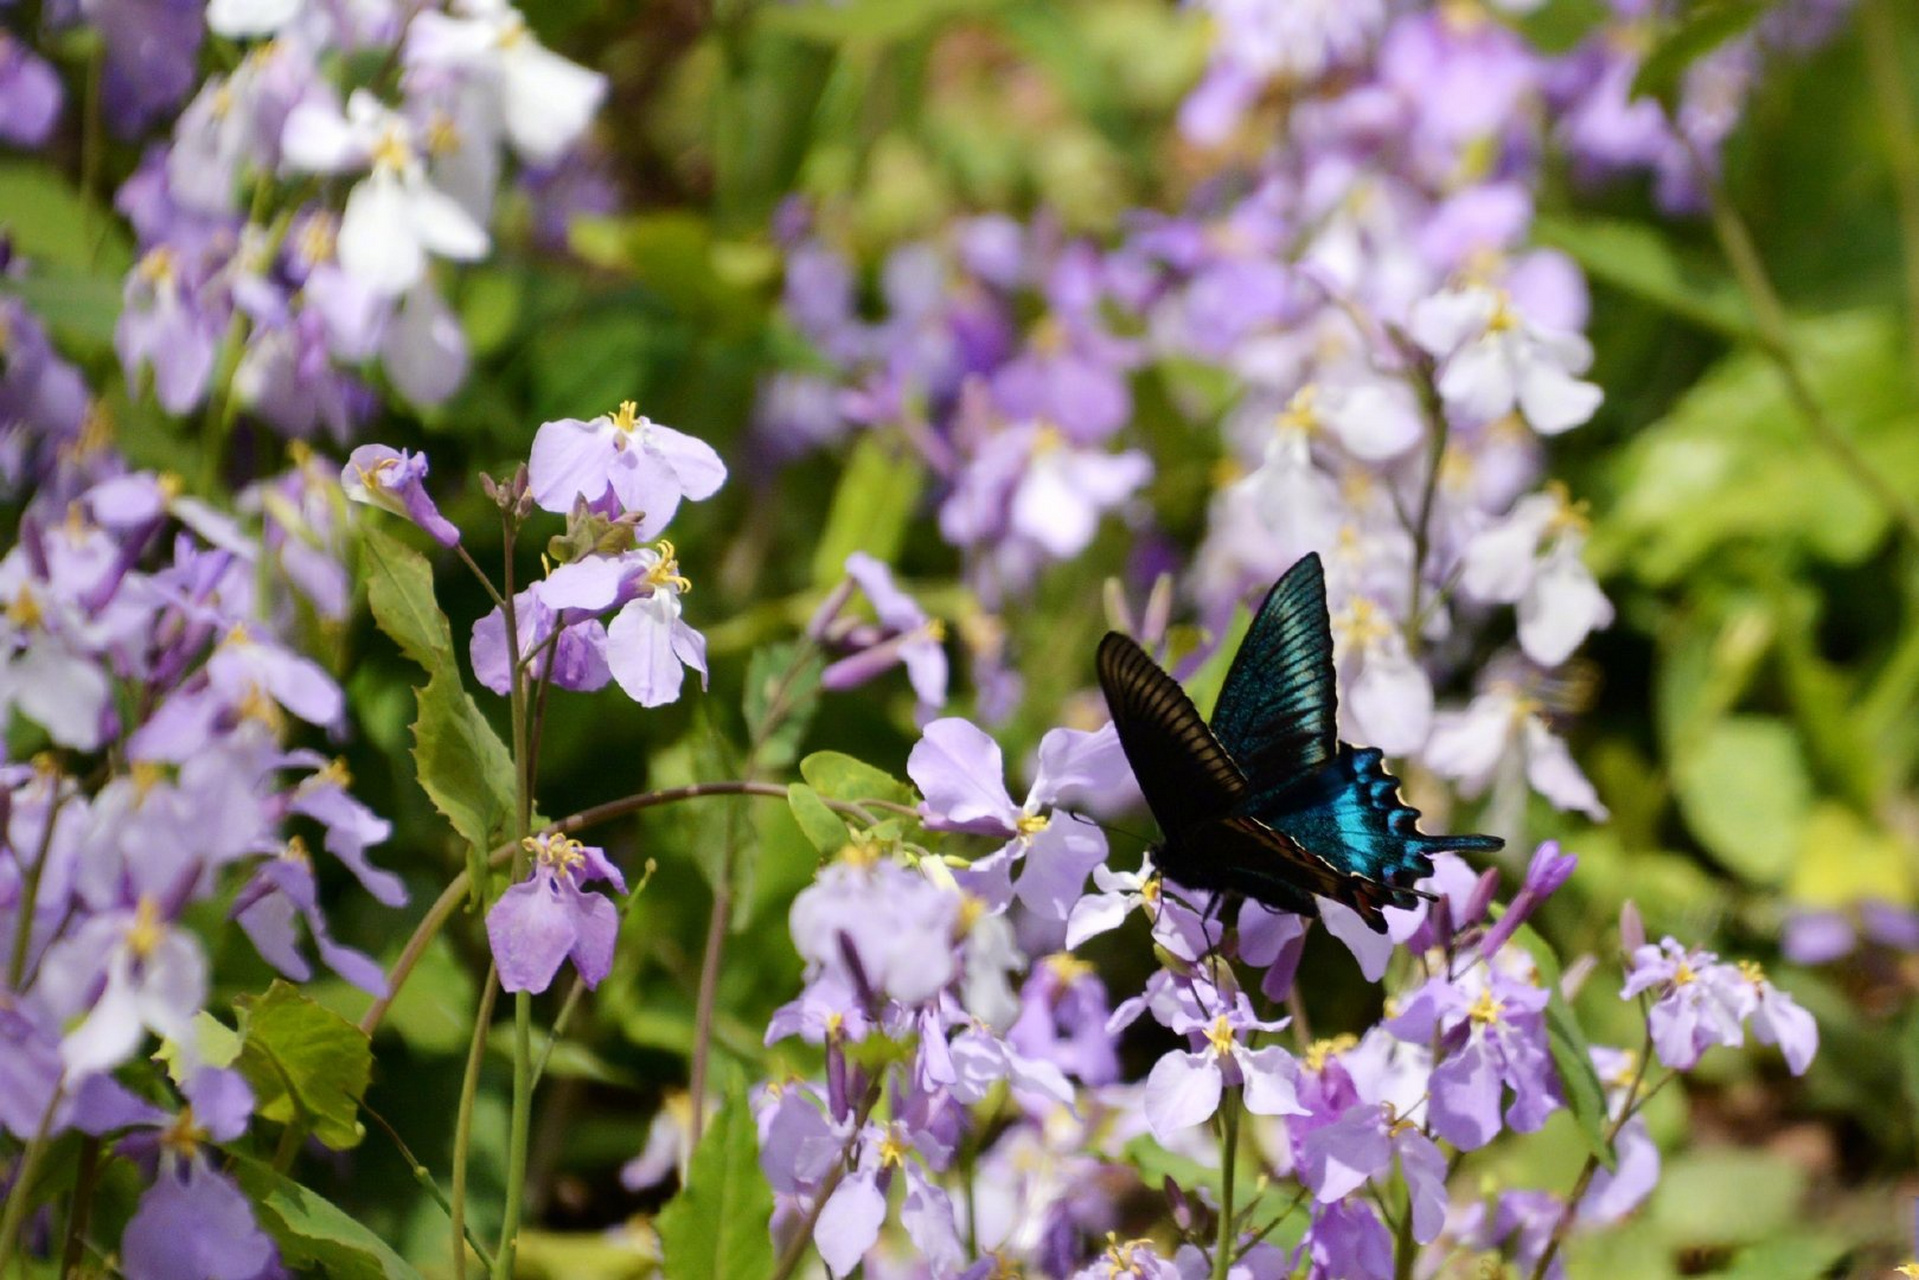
[1527,1029,1659,1280]
[7,788,65,989]
[450,971,500,1280]
[58,1136,101,1280]
[364,1104,495,1271]
[688,639,819,1148]
[1234,1185,1308,1263]
[0,1083,65,1266]
[494,514,536,1279]
[1688,136,1919,547]
[1212,1095,1241,1280]
[1861,0,1919,375]
[767,1082,883,1280]
[356,782,896,1040]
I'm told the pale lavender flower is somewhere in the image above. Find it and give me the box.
[537,543,708,707]
[1620,939,1753,1072]
[117,247,222,415]
[817,552,948,717]
[1427,679,1607,819]
[0,33,61,146]
[527,401,726,537]
[1458,487,1612,668]
[1408,283,1601,435]
[35,896,208,1074]
[485,832,625,993]
[341,444,462,546]
[468,582,613,697]
[1479,841,1577,956]
[789,859,960,1009]
[1141,985,1306,1141]
[405,0,608,165]
[1387,965,1557,1150]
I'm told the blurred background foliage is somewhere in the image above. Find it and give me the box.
[14,0,1919,1272]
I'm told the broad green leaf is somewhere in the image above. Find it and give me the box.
[809,433,927,586]
[656,1088,776,1280]
[234,981,373,1151]
[0,161,133,274]
[412,666,516,875]
[1629,0,1767,110]
[361,525,455,674]
[787,782,850,855]
[1714,1236,1852,1280]
[232,1157,426,1280]
[1533,214,1751,341]
[1503,0,1610,54]
[3,266,121,353]
[800,750,916,807]
[1671,716,1812,886]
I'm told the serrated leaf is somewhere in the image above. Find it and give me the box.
[809,434,926,586]
[231,1156,426,1280]
[800,750,915,807]
[412,666,516,869]
[1629,0,1767,110]
[1672,715,1812,886]
[656,1088,775,1280]
[362,524,455,674]
[235,981,373,1151]
[1533,214,1751,341]
[787,783,850,855]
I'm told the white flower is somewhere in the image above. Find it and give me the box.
[281,90,489,296]
[1332,595,1431,755]
[208,0,302,38]
[1409,283,1602,434]
[1459,487,1613,667]
[1427,683,1608,820]
[405,0,607,164]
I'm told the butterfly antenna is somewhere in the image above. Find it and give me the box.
[1067,811,1155,845]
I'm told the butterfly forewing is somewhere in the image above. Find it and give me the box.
[1096,631,1248,844]
[1210,552,1338,793]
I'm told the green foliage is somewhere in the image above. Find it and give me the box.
[787,782,852,854]
[233,1157,428,1280]
[361,527,457,674]
[800,749,917,807]
[1533,214,1752,341]
[810,433,928,586]
[411,667,517,882]
[1630,0,1769,110]
[1672,715,1813,886]
[655,1086,777,1280]
[234,981,375,1151]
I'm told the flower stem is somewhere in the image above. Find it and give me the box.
[450,967,499,1280]
[1688,135,1919,548]
[767,1079,883,1280]
[6,785,65,990]
[0,1082,65,1267]
[1527,1028,1660,1280]
[1212,1093,1241,1280]
[494,514,535,1279]
[57,1135,100,1280]
[363,1102,495,1272]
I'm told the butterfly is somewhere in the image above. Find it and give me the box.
[1096,552,1502,932]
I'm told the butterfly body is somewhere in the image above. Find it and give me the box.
[1096,553,1502,932]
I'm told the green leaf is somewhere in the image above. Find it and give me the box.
[1503,0,1610,54]
[744,641,824,773]
[1671,715,1812,886]
[234,981,373,1151]
[0,161,133,275]
[1648,1150,1807,1247]
[1629,0,1767,110]
[787,783,850,855]
[1546,993,1618,1173]
[412,667,516,873]
[361,525,455,674]
[231,1156,426,1280]
[1533,214,1752,342]
[1791,804,1912,908]
[800,750,916,807]
[809,433,927,586]
[2,266,122,353]
[655,1087,776,1280]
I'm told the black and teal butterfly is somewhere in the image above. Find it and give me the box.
[1096,553,1502,932]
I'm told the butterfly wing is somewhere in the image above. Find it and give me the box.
[1256,745,1503,908]
[1096,631,1248,847]
[1210,553,1338,796]
[1181,815,1428,930]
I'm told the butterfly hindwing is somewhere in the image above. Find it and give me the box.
[1251,745,1504,890]
[1209,552,1338,794]
[1096,631,1248,846]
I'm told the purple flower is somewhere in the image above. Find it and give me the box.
[1409,283,1601,435]
[1387,966,1557,1150]
[35,896,208,1074]
[0,33,61,146]
[484,833,626,994]
[542,543,709,707]
[908,716,1121,922]
[1141,986,1306,1141]
[817,552,948,718]
[788,859,959,1008]
[231,837,389,994]
[1479,840,1577,956]
[528,401,727,538]
[116,247,222,416]
[469,582,613,698]
[1620,939,1752,1072]
[341,444,462,546]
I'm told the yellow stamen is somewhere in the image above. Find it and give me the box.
[877,1126,911,1170]
[611,401,644,433]
[6,585,42,630]
[369,126,413,173]
[522,832,589,881]
[138,247,179,286]
[1045,952,1093,985]
[839,835,882,868]
[1205,1013,1236,1058]
[284,834,312,866]
[1031,423,1066,456]
[1673,962,1696,987]
[131,761,168,800]
[126,897,165,961]
[1334,597,1394,649]
[160,1104,206,1158]
[1468,988,1504,1026]
[645,541,692,595]
[1737,959,1767,988]
[1304,1034,1358,1073]
[424,111,461,159]
[1276,384,1319,436]
[1016,812,1050,839]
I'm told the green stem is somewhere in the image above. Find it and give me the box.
[356,782,900,1041]
[494,514,536,1278]
[1527,1028,1660,1280]
[767,1081,883,1280]
[58,1136,101,1280]
[450,970,499,1280]
[1689,136,1919,548]
[1212,1093,1241,1280]
[0,1083,65,1267]
[364,1103,495,1271]
[7,785,65,989]
[1861,0,1919,377]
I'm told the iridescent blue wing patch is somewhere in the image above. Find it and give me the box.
[1210,552,1337,793]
